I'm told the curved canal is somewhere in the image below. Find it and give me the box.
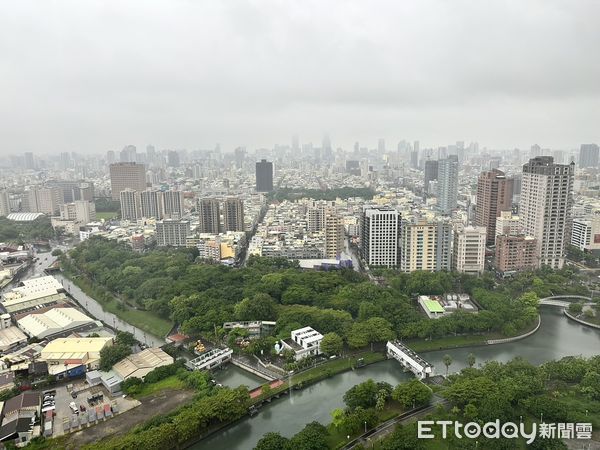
[55,274,166,347]
[193,306,600,450]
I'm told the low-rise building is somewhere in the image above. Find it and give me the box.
[40,337,113,378]
[0,391,41,446]
[1,276,67,315]
[0,327,28,352]
[112,348,173,381]
[222,321,276,338]
[17,307,98,340]
[0,344,44,373]
[418,294,478,319]
[280,326,323,361]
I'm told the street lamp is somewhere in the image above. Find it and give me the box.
[364,421,367,433]
[540,413,544,423]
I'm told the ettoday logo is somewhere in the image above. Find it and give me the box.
[418,420,593,444]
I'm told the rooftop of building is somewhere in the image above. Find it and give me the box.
[112,348,173,379]
[40,337,113,359]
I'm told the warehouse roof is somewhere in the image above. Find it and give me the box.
[17,307,95,339]
[113,348,173,380]
[41,337,113,361]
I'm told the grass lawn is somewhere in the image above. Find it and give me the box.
[95,211,118,220]
[133,375,186,398]
[290,351,386,386]
[70,275,173,337]
[406,335,488,352]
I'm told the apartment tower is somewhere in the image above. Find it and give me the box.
[519,156,574,269]
[475,169,513,246]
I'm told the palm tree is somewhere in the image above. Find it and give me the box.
[443,354,453,377]
[467,353,476,368]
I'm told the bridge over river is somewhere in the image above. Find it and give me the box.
[539,295,595,308]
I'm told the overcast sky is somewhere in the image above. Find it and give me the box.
[1,0,599,154]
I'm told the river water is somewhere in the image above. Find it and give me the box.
[192,306,600,450]
[55,274,166,347]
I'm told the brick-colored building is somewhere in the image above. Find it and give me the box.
[495,234,538,275]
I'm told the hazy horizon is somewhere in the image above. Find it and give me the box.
[1,1,599,154]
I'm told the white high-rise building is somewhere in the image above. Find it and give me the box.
[359,206,400,268]
[452,225,487,275]
[162,190,184,219]
[59,200,96,224]
[140,189,164,219]
[519,156,574,269]
[571,218,592,251]
[156,219,190,247]
[120,189,141,221]
[437,155,459,214]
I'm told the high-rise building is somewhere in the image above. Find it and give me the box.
[162,190,184,219]
[359,206,401,268]
[106,151,116,165]
[256,159,274,192]
[46,180,94,203]
[198,198,221,234]
[0,190,10,217]
[109,163,147,200]
[140,190,164,219]
[452,225,487,274]
[579,144,599,168]
[223,198,244,232]
[410,150,419,169]
[519,156,574,269]
[24,152,35,170]
[156,219,190,247]
[495,211,520,237]
[346,160,361,176]
[307,205,327,233]
[120,145,137,163]
[423,160,438,194]
[119,189,141,221]
[25,187,63,214]
[59,152,71,170]
[571,218,592,251]
[59,200,96,224]
[324,213,345,259]
[400,217,452,272]
[437,155,459,214]
[475,169,514,246]
[167,150,180,167]
[234,147,246,169]
[495,235,538,274]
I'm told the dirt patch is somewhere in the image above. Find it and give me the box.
[64,389,195,448]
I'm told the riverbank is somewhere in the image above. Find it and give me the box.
[185,351,387,449]
[564,308,600,329]
[405,316,541,352]
[61,271,173,338]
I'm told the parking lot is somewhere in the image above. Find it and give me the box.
[47,383,140,437]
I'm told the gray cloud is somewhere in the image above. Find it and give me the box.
[1,0,599,154]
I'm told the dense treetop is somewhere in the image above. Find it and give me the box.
[64,237,588,344]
